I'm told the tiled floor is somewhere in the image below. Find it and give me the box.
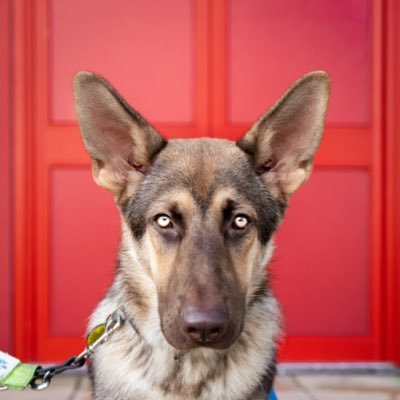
[1,373,400,399]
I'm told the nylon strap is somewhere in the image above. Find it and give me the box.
[0,351,38,390]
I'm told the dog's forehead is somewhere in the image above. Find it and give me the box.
[126,137,282,242]
[141,137,278,214]
[152,138,250,194]
[158,138,244,172]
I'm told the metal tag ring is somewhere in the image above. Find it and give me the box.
[29,370,52,390]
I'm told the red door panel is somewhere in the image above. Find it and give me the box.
[51,0,194,124]
[273,169,370,337]
[228,0,371,125]
[50,168,119,337]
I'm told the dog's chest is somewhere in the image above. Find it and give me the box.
[91,328,270,400]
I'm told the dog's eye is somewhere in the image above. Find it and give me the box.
[232,215,249,229]
[156,215,173,228]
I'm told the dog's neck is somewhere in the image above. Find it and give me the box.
[91,280,279,399]
[88,226,280,399]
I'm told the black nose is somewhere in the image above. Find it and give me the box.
[181,306,228,345]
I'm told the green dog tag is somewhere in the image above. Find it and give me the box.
[87,324,106,346]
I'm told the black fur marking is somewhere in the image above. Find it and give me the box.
[123,141,283,244]
[248,279,268,308]
[214,162,282,244]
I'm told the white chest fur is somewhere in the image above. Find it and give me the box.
[89,294,278,400]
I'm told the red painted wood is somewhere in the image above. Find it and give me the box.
[273,169,370,336]
[0,0,12,353]
[50,169,119,336]
[279,336,374,362]
[13,0,37,361]
[385,0,400,365]
[228,0,371,125]
[11,0,399,364]
[50,0,194,124]
[370,0,384,360]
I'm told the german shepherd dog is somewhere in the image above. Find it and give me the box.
[73,71,329,400]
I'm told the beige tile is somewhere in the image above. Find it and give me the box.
[274,390,311,400]
[296,374,400,393]
[275,375,300,391]
[0,376,84,400]
[4,373,397,400]
[75,393,92,400]
[0,386,73,400]
[69,375,92,400]
[308,391,391,400]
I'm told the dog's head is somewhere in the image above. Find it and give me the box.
[74,72,329,350]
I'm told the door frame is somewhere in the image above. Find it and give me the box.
[10,0,400,364]
[0,0,13,353]
[384,0,400,364]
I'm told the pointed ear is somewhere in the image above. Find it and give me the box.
[237,71,330,204]
[73,71,166,200]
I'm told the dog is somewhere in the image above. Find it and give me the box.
[73,70,329,400]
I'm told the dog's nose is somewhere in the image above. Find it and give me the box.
[181,306,228,345]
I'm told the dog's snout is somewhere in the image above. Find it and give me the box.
[181,306,228,345]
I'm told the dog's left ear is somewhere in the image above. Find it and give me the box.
[237,71,330,204]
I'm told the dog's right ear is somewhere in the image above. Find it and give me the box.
[73,72,166,199]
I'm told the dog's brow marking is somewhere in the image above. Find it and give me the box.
[209,188,257,219]
[147,190,195,218]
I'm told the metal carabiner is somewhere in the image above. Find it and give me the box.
[29,370,52,390]
[74,310,125,365]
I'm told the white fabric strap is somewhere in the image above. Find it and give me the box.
[0,351,20,380]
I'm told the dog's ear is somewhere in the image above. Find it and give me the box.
[73,71,166,199]
[237,71,330,204]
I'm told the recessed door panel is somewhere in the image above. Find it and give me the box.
[273,169,370,336]
[50,169,119,336]
[228,0,371,125]
[51,0,194,124]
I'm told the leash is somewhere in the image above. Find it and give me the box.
[0,309,124,391]
[0,308,278,399]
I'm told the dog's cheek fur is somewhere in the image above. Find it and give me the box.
[140,226,191,348]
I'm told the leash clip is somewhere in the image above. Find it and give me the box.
[75,310,125,365]
[28,309,125,391]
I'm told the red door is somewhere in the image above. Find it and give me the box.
[10,0,400,363]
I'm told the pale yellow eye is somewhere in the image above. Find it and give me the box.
[233,215,249,229]
[156,215,172,228]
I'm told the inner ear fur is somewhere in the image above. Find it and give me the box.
[73,71,166,198]
[237,71,330,203]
